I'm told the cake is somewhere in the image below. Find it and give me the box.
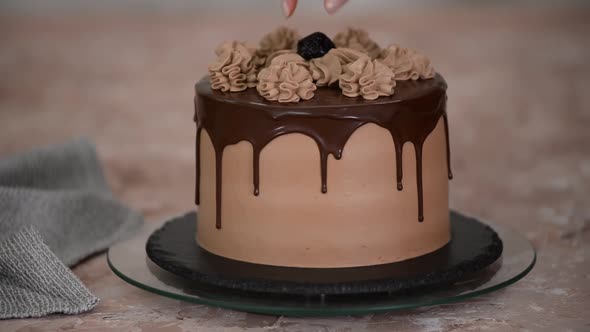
[194,28,452,268]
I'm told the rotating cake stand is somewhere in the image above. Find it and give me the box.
[108,211,535,317]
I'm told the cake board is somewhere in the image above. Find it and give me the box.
[108,211,536,316]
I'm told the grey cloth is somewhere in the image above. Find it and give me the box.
[0,140,143,319]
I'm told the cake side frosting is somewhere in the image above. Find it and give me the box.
[195,114,451,267]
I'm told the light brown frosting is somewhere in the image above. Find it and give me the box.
[339,56,396,100]
[254,27,299,68]
[268,53,307,66]
[329,47,368,65]
[208,28,436,101]
[265,49,298,67]
[309,52,342,86]
[209,41,257,92]
[379,44,435,80]
[333,28,381,59]
[257,54,316,103]
[309,48,368,87]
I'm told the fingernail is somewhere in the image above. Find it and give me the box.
[282,0,292,18]
[325,0,348,14]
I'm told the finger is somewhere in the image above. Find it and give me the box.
[324,0,348,14]
[283,0,298,18]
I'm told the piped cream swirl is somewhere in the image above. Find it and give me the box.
[257,54,316,103]
[330,47,368,65]
[339,56,396,100]
[254,27,299,68]
[309,48,367,86]
[209,41,257,92]
[309,52,341,86]
[208,28,437,102]
[333,28,381,59]
[379,44,435,80]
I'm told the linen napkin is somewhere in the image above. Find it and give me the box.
[0,139,143,319]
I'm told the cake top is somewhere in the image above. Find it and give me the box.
[207,27,436,103]
[197,73,446,114]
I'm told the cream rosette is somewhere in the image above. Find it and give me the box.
[339,56,396,100]
[254,27,299,68]
[208,28,438,102]
[309,48,368,86]
[333,28,381,59]
[256,54,316,103]
[379,44,435,80]
[309,52,341,86]
[208,41,257,92]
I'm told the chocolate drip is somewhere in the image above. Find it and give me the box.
[443,111,453,180]
[214,146,223,228]
[252,147,261,196]
[414,142,424,222]
[194,95,201,205]
[394,138,404,191]
[195,74,451,229]
[195,127,201,204]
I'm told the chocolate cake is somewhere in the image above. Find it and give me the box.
[193,28,452,268]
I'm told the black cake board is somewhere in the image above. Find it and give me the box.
[145,211,503,296]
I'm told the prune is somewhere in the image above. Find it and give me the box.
[297,32,336,60]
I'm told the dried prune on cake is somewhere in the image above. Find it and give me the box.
[297,32,336,60]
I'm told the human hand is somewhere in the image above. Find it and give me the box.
[282,0,348,18]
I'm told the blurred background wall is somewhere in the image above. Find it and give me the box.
[2,0,588,15]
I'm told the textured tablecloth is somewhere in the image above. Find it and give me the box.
[0,140,142,319]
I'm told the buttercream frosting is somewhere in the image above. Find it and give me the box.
[333,28,381,59]
[339,56,396,100]
[269,53,307,66]
[309,48,369,86]
[329,47,368,65]
[379,44,435,80]
[257,54,316,103]
[265,49,298,67]
[209,41,257,92]
[254,27,299,68]
[208,28,436,102]
[309,52,342,86]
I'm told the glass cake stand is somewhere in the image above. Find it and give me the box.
[107,216,535,317]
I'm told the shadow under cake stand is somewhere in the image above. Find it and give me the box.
[108,211,535,317]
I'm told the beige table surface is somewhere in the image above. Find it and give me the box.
[1,5,589,331]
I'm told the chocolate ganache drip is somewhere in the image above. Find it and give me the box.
[195,74,452,228]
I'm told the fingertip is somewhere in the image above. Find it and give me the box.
[324,0,348,14]
[283,0,297,18]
